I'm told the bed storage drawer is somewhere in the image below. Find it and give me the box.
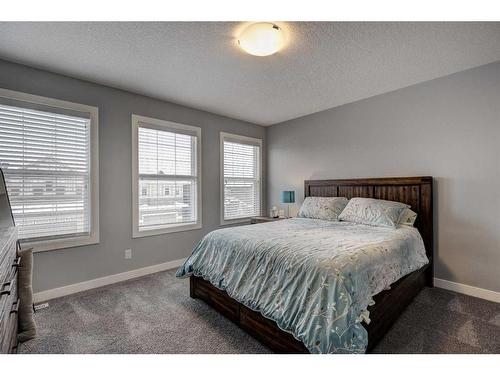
[190,275,309,353]
[191,276,239,321]
[239,305,307,353]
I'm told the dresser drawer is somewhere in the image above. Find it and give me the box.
[0,226,18,354]
[0,299,19,353]
[8,310,18,353]
[0,247,16,285]
[0,268,18,353]
[0,266,18,314]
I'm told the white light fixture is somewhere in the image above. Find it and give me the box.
[237,23,285,57]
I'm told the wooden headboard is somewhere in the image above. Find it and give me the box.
[304,176,433,263]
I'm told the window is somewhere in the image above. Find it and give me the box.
[132,115,201,237]
[220,132,262,224]
[0,88,99,251]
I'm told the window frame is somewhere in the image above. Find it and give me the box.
[0,88,99,252]
[131,114,202,238]
[220,132,262,226]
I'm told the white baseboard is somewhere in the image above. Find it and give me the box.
[434,278,500,303]
[34,258,186,303]
[33,266,500,304]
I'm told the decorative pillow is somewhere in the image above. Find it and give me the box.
[297,197,348,221]
[338,198,409,228]
[398,208,417,226]
[17,246,36,342]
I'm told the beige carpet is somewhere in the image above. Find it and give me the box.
[20,269,500,354]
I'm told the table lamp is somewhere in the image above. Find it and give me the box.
[281,191,295,218]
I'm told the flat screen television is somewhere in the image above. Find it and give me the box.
[0,168,15,228]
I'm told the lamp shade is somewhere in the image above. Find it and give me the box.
[281,191,295,204]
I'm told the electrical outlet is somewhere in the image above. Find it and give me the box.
[124,249,132,259]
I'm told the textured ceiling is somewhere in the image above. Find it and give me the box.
[0,22,499,125]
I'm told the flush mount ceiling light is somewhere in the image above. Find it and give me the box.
[237,23,285,57]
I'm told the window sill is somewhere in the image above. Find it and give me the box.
[24,233,100,253]
[132,222,202,238]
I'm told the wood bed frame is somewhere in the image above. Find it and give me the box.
[190,176,433,353]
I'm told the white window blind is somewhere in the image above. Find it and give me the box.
[0,103,91,241]
[222,135,261,221]
[137,124,198,232]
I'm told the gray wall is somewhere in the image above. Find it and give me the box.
[267,61,500,293]
[0,59,265,293]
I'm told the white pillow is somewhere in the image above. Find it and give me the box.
[398,208,417,226]
[338,197,409,228]
[297,197,348,221]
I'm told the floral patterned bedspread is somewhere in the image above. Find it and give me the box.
[176,218,428,353]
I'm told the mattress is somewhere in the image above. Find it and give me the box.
[176,218,428,353]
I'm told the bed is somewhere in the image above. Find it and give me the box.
[177,176,433,353]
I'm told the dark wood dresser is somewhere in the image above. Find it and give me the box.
[0,226,19,353]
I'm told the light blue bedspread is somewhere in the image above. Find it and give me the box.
[176,218,428,353]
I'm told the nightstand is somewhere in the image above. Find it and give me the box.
[250,216,286,224]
